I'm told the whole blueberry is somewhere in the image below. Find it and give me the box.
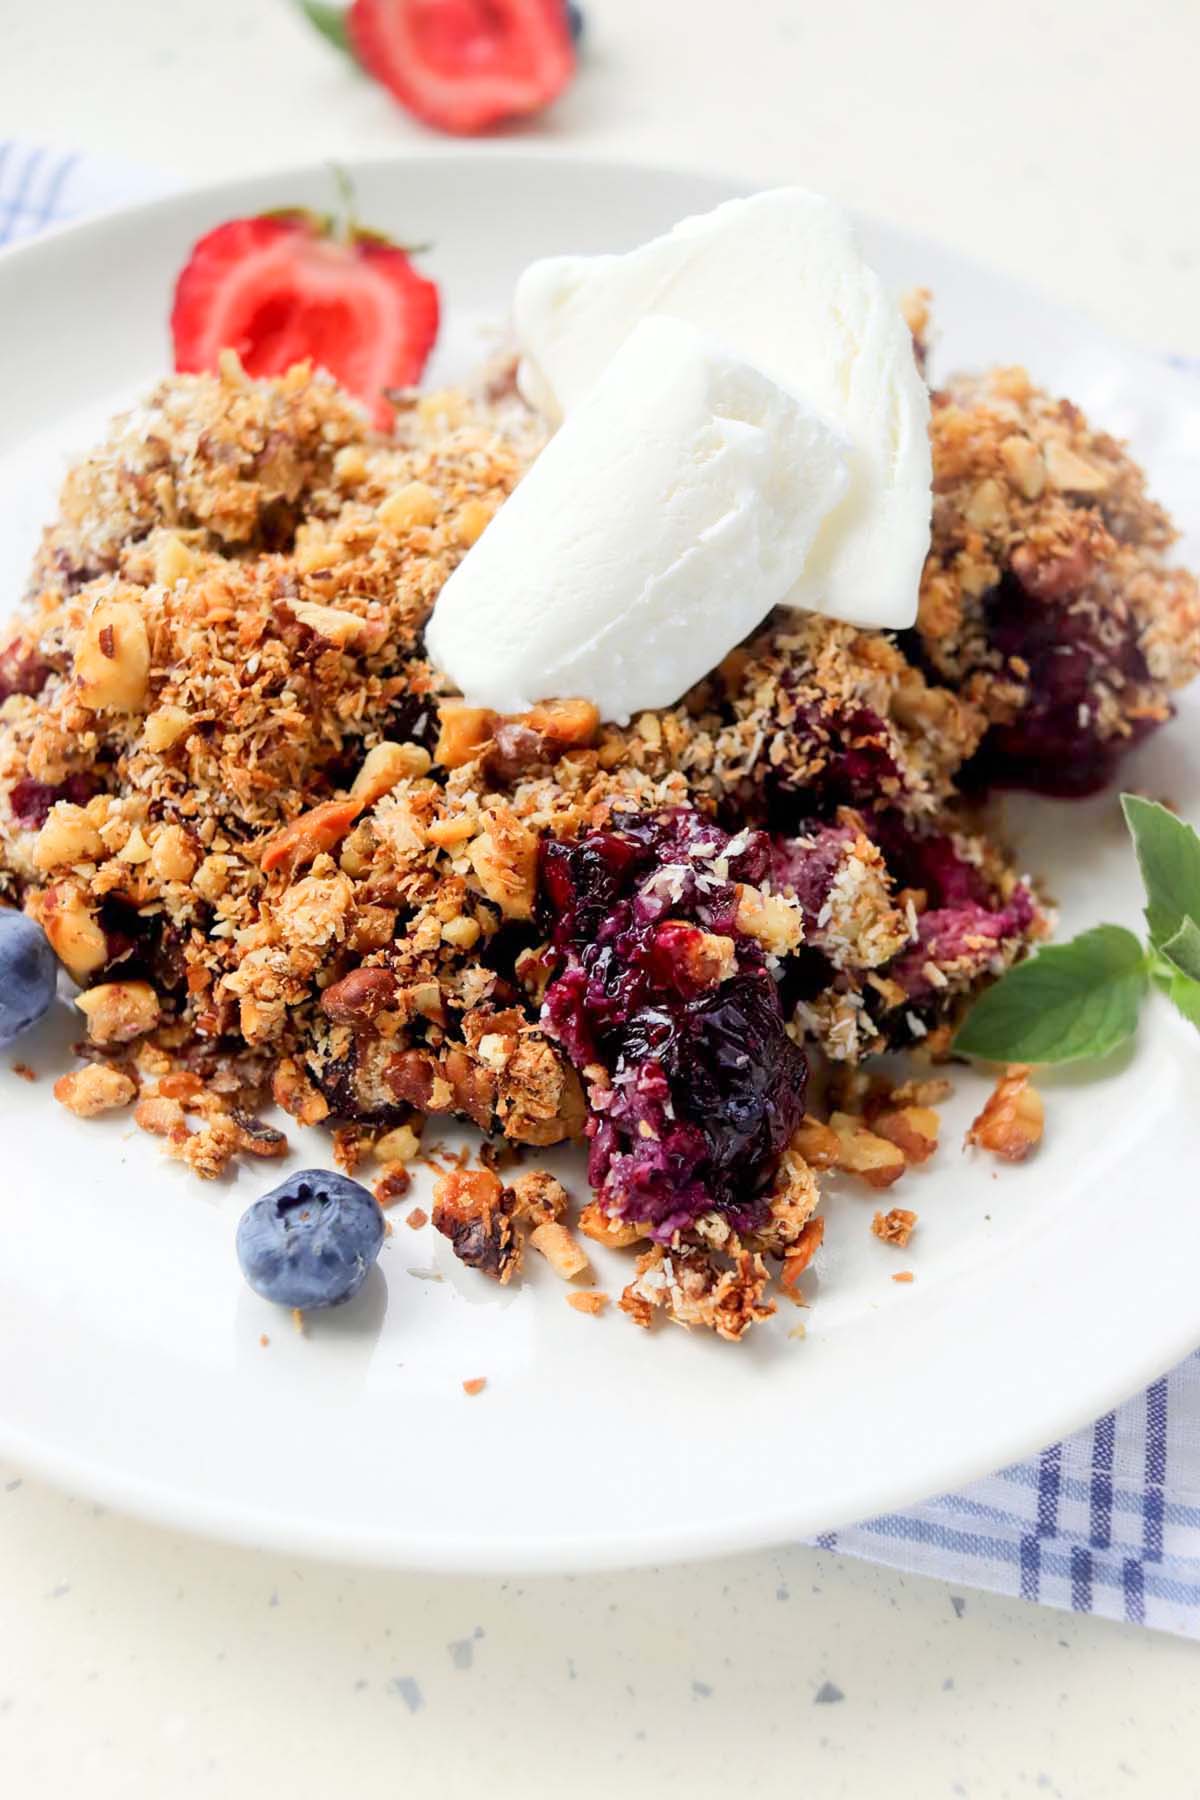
[0,909,58,1046]
[236,1170,385,1310]
[565,2,585,43]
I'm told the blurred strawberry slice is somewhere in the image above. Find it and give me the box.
[170,212,439,427]
[348,0,575,135]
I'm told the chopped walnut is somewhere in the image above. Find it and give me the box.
[566,1291,610,1316]
[577,1200,647,1249]
[374,1122,422,1164]
[375,1164,413,1208]
[54,1063,137,1116]
[74,595,150,713]
[167,1111,241,1179]
[871,1104,940,1165]
[230,1110,289,1159]
[827,1112,907,1189]
[734,884,804,956]
[789,1117,841,1170]
[331,1125,365,1173]
[272,1058,330,1126]
[966,1066,1044,1162]
[134,1094,187,1138]
[468,812,538,919]
[432,1167,522,1283]
[620,1244,775,1342]
[74,980,160,1046]
[435,702,495,769]
[872,1207,918,1247]
[506,1170,569,1226]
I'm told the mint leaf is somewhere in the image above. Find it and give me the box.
[1121,794,1200,949]
[1159,916,1200,985]
[298,0,352,53]
[954,925,1148,1064]
[1162,969,1200,1031]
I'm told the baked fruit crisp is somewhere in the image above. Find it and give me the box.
[2,346,1195,1338]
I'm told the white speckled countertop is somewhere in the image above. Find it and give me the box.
[2,1,1199,1792]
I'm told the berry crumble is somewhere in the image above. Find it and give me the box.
[1,343,1195,1340]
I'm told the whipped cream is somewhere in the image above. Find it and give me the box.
[514,187,931,632]
[425,315,850,722]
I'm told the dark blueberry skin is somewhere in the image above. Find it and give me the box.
[565,2,585,43]
[237,1170,385,1310]
[0,910,58,1046]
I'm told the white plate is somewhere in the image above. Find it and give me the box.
[2,152,1198,1574]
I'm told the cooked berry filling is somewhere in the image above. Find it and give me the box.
[870,817,1037,1001]
[8,773,100,831]
[965,572,1158,796]
[539,808,807,1240]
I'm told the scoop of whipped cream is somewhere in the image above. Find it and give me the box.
[514,187,931,633]
[425,314,850,722]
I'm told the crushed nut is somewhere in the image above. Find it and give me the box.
[374,1122,422,1164]
[966,1065,1044,1162]
[566,1291,610,1316]
[33,804,105,870]
[378,480,439,532]
[134,1094,188,1138]
[271,1058,330,1126]
[374,1163,413,1207]
[872,1206,918,1247]
[75,980,160,1045]
[469,814,537,919]
[577,1200,647,1248]
[74,596,150,712]
[434,702,495,769]
[54,1063,137,1116]
[35,885,108,982]
[432,1167,522,1283]
[351,740,430,804]
[871,1104,940,1165]
[790,1117,841,1170]
[828,1111,907,1188]
[528,1219,591,1281]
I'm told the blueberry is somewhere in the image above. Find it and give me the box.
[565,2,585,44]
[0,909,58,1046]
[236,1170,385,1310]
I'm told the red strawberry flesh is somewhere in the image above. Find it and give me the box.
[171,215,439,427]
[349,0,575,135]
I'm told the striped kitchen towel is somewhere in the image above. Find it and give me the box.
[5,138,1200,1636]
[818,1359,1200,1637]
[0,139,174,248]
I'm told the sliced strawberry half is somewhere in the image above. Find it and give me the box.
[349,0,575,135]
[170,212,439,427]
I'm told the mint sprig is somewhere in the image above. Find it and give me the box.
[954,924,1147,1064]
[954,794,1200,1065]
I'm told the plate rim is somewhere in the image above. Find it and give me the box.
[2,148,1197,1574]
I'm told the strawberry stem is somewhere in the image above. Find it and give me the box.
[328,162,359,245]
[297,1,353,56]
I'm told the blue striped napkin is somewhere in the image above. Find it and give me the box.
[5,139,1200,1633]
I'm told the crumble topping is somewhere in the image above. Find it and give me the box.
[916,368,1200,795]
[1,344,1186,1339]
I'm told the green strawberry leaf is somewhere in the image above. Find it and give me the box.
[298,1,352,55]
[954,924,1148,1065]
[1121,794,1200,950]
[1159,916,1200,985]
